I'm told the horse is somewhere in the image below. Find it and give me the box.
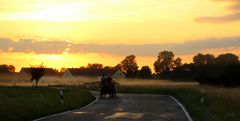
[100,76,117,98]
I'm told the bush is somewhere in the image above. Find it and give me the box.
[195,64,240,87]
[220,64,240,87]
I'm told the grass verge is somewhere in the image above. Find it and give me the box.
[84,82,240,121]
[0,86,95,121]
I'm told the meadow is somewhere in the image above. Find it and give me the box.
[0,74,99,87]
[0,87,95,121]
[0,75,198,87]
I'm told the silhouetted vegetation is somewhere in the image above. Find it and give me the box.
[0,64,15,73]
[159,52,240,87]
[193,53,215,65]
[138,66,152,79]
[220,63,240,87]
[194,53,240,87]
[1,50,239,87]
[215,53,239,64]
[0,65,16,82]
[44,68,59,76]
[119,55,139,78]
[154,51,182,75]
[158,63,196,81]
[66,63,121,77]
[30,64,46,87]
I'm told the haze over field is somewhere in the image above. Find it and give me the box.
[0,0,240,71]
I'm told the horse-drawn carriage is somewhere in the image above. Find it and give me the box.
[99,75,117,98]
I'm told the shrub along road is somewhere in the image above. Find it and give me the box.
[40,93,190,121]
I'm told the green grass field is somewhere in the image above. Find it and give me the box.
[84,82,240,121]
[0,86,95,121]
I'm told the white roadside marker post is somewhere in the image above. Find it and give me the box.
[201,88,208,120]
[59,89,64,105]
[12,73,16,87]
[201,88,205,104]
[13,80,16,87]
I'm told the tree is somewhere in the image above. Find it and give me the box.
[60,68,67,72]
[193,53,204,65]
[8,65,15,73]
[87,63,103,69]
[193,53,215,66]
[220,63,240,87]
[215,53,239,64]
[0,65,15,73]
[114,64,123,70]
[120,55,138,77]
[0,65,10,73]
[173,57,182,68]
[205,54,215,65]
[30,63,46,87]
[138,66,152,79]
[154,51,175,74]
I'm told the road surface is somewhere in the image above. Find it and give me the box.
[39,93,190,121]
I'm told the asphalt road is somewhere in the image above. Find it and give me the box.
[39,93,190,121]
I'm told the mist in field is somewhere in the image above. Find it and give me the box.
[0,73,96,86]
[0,73,198,87]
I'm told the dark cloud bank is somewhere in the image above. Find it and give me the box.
[0,37,240,56]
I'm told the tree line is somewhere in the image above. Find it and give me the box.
[1,51,239,87]
[117,51,240,87]
[117,51,182,78]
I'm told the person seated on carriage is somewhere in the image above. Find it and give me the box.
[100,74,117,98]
[106,75,117,98]
[110,78,117,98]
[100,74,107,98]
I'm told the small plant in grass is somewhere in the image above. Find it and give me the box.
[30,63,46,87]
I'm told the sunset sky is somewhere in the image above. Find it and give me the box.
[0,0,240,72]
